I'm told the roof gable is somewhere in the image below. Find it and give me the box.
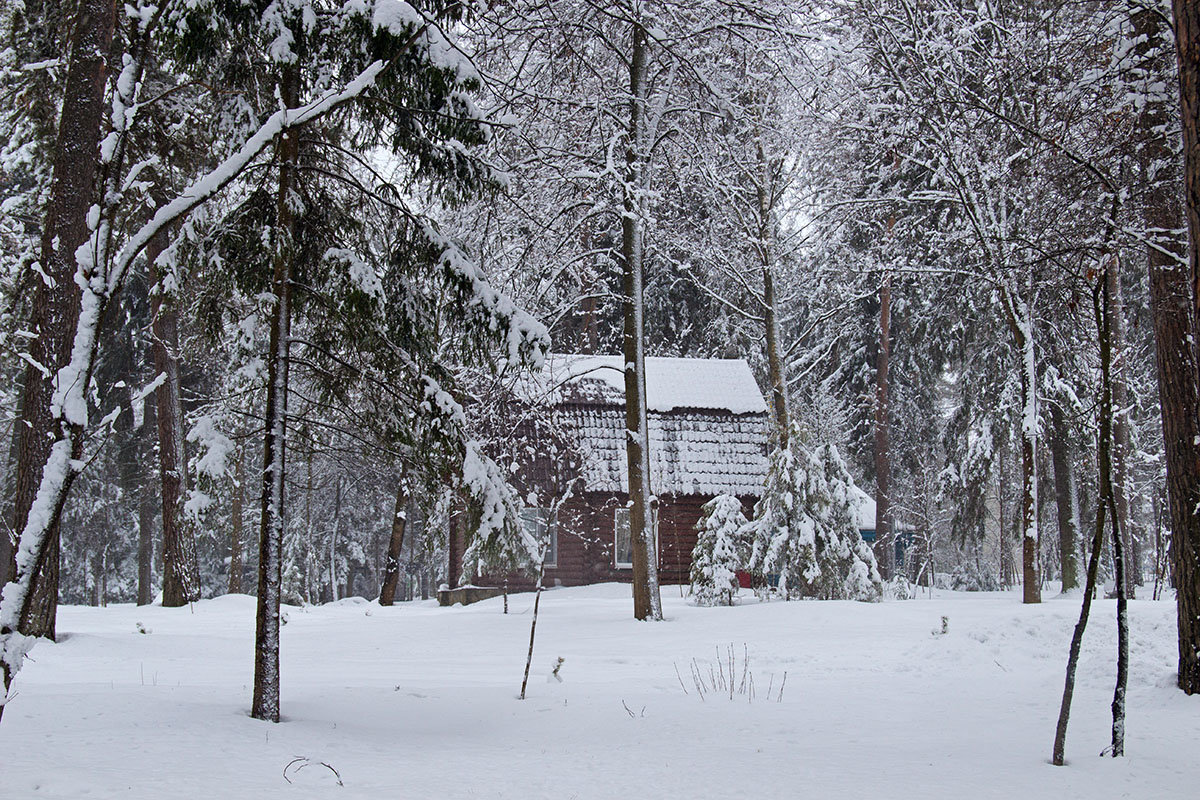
[544,354,769,415]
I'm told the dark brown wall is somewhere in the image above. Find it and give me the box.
[468,492,756,590]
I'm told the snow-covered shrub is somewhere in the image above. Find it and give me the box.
[884,575,914,601]
[691,494,749,606]
[746,427,882,601]
[946,559,1000,592]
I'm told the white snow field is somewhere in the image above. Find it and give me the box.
[3,585,1197,799]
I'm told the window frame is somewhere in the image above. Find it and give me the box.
[519,507,557,568]
[613,505,659,569]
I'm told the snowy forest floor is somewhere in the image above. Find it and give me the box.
[2,584,1196,799]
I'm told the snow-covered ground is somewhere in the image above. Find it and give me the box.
[3,585,1196,799]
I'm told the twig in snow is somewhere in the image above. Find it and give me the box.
[283,757,344,786]
[673,662,689,696]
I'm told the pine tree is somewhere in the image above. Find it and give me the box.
[690,494,748,607]
[747,425,882,601]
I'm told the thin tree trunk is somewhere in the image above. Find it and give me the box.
[9,0,117,641]
[1107,264,1138,597]
[1168,0,1200,694]
[757,139,790,449]
[519,558,547,700]
[874,269,893,579]
[379,474,407,606]
[252,61,301,723]
[228,443,244,594]
[621,18,661,622]
[1049,401,1081,592]
[1002,286,1041,604]
[1099,261,1129,758]
[329,470,342,602]
[150,227,199,606]
[137,394,157,605]
[1051,468,1109,764]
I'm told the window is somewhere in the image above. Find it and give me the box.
[520,507,556,568]
[614,505,658,569]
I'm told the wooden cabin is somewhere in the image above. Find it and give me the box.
[447,354,771,591]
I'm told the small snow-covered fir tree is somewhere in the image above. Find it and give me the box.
[747,425,882,601]
[691,494,749,606]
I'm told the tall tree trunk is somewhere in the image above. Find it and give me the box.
[874,270,893,579]
[252,61,301,723]
[1002,286,1041,604]
[329,468,342,602]
[9,0,117,641]
[621,19,661,622]
[1107,264,1138,597]
[137,394,157,605]
[757,140,791,449]
[1164,0,1200,694]
[150,228,200,606]
[379,473,407,606]
[228,443,244,594]
[1049,401,1081,592]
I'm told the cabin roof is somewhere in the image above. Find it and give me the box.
[529,354,771,497]
[560,406,770,497]
[539,354,770,415]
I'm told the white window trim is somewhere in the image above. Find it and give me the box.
[614,506,658,569]
[544,511,558,569]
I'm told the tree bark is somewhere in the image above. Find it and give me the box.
[252,61,301,723]
[149,227,200,606]
[228,443,244,594]
[757,140,791,449]
[137,393,157,605]
[379,474,407,606]
[10,0,117,641]
[1049,401,1081,592]
[1165,0,1200,694]
[1107,263,1138,597]
[621,19,662,622]
[1002,285,1041,604]
[874,270,893,579]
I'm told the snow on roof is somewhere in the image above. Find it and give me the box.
[543,353,769,415]
[849,485,913,532]
[561,406,770,497]
[850,485,877,531]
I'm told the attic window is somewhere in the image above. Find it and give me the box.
[613,506,658,569]
[520,507,556,568]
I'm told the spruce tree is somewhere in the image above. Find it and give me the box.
[747,424,882,601]
[690,494,749,607]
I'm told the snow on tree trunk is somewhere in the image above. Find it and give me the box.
[1002,285,1041,605]
[1049,401,1081,592]
[874,268,893,580]
[621,18,662,622]
[252,62,300,722]
[379,474,407,606]
[691,495,749,607]
[151,234,200,606]
[9,0,117,642]
[228,444,245,595]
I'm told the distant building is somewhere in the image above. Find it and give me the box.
[448,354,771,589]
